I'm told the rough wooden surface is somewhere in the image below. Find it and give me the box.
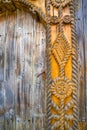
[0,10,46,130]
[76,0,87,129]
[81,0,87,124]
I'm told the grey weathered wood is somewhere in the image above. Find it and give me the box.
[0,9,46,130]
[82,0,87,124]
[76,0,87,126]
[0,12,6,130]
[76,0,86,122]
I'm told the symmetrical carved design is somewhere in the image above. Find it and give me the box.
[46,0,79,130]
[51,33,71,67]
[0,0,79,130]
[50,77,74,130]
[50,0,72,8]
[50,15,71,25]
[0,0,46,25]
[51,77,74,99]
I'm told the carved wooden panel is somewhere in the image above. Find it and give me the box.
[46,1,79,130]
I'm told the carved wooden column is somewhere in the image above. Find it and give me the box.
[46,0,79,130]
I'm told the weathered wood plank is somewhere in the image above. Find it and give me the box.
[0,12,7,130]
[4,11,17,130]
[0,9,46,130]
[76,0,86,122]
[76,0,87,128]
[82,0,87,125]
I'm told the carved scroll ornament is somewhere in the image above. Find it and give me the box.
[0,0,79,130]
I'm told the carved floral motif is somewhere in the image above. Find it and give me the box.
[50,77,74,99]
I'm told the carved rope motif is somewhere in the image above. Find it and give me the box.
[46,0,79,130]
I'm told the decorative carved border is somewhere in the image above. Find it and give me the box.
[0,0,46,25]
[46,1,79,130]
[0,0,79,130]
[70,1,79,129]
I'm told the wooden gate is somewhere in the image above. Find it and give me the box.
[0,10,46,130]
[0,0,81,130]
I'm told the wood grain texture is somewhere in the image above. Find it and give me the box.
[76,0,86,122]
[0,9,46,130]
[81,0,87,125]
[76,0,87,129]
